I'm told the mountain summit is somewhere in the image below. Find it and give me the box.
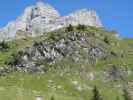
[0,1,102,41]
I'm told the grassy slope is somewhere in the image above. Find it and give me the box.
[0,72,124,100]
[0,26,132,100]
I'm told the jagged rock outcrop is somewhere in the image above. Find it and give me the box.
[0,1,102,41]
[7,31,108,73]
[0,1,60,40]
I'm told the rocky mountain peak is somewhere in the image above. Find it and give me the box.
[66,9,102,26]
[18,1,60,21]
[0,1,102,41]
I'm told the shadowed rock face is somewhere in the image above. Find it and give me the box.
[0,1,102,41]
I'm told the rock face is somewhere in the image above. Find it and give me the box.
[0,2,60,40]
[7,31,108,73]
[0,1,102,41]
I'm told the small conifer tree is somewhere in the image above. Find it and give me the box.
[51,96,55,100]
[91,86,103,100]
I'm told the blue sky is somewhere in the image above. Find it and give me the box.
[0,0,132,38]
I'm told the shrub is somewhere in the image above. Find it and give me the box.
[66,24,73,32]
[0,41,10,51]
[6,51,24,66]
[104,36,110,44]
[77,24,86,31]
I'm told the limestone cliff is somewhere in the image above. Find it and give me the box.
[0,1,102,41]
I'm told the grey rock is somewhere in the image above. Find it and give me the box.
[88,47,105,59]
[104,65,128,81]
[9,31,108,73]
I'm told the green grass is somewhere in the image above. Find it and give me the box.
[0,26,132,99]
[0,71,124,100]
